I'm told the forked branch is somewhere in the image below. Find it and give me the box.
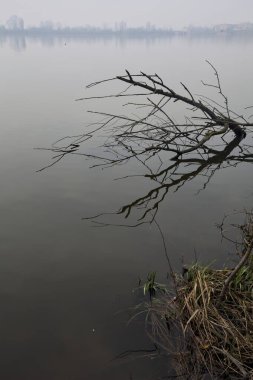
[38,63,253,223]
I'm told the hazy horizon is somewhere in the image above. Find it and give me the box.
[0,0,253,30]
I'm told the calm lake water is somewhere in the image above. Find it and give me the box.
[0,33,253,379]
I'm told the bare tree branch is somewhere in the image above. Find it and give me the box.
[38,63,253,223]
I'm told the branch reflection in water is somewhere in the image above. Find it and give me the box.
[37,63,253,225]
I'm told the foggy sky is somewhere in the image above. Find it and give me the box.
[0,0,253,29]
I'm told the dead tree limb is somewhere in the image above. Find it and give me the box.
[219,211,253,301]
[219,236,253,301]
[38,63,253,223]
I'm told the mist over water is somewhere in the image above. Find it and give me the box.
[0,33,253,379]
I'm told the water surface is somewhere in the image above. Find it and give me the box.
[0,34,253,379]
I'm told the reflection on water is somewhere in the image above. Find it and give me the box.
[41,67,253,225]
[0,34,26,51]
[1,31,253,52]
[0,32,173,52]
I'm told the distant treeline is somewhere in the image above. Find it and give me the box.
[0,26,177,38]
[1,15,253,37]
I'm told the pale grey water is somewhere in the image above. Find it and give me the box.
[0,34,253,379]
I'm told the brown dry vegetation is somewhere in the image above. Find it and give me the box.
[145,212,253,379]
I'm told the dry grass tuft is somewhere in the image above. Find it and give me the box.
[144,212,253,379]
